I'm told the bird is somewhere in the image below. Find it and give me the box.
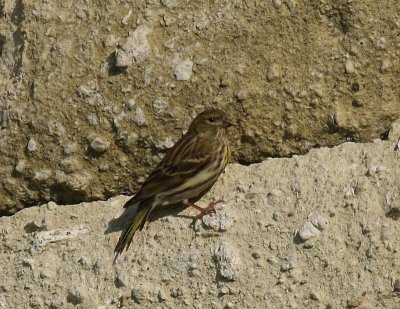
[114,109,234,261]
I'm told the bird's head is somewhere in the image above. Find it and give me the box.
[188,109,234,137]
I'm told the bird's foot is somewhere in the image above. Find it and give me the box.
[186,200,225,226]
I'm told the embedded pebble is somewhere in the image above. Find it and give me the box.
[115,25,152,68]
[63,143,78,155]
[126,97,136,110]
[67,287,87,305]
[121,9,132,25]
[393,279,400,292]
[157,289,167,302]
[29,217,51,231]
[376,37,386,49]
[131,286,147,304]
[388,119,400,141]
[220,287,230,295]
[172,54,193,81]
[89,136,110,154]
[380,58,391,73]
[56,172,91,192]
[307,212,329,230]
[345,59,355,73]
[281,254,298,271]
[87,114,100,126]
[298,222,321,241]
[133,107,147,126]
[32,225,90,248]
[366,165,379,176]
[214,241,242,281]
[272,0,282,8]
[202,210,232,231]
[60,157,82,173]
[103,34,119,47]
[155,137,175,149]
[33,170,52,183]
[236,89,248,101]
[269,188,282,196]
[112,112,126,129]
[15,159,26,173]
[267,63,280,81]
[153,99,168,111]
[170,287,184,298]
[27,138,38,152]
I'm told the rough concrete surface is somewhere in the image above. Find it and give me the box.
[1,124,400,308]
[1,0,400,214]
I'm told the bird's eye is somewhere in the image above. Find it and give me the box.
[208,117,215,122]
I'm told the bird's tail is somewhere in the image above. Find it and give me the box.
[113,202,152,263]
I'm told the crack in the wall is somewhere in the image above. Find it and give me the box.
[10,0,24,78]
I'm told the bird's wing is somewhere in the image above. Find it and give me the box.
[125,133,213,207]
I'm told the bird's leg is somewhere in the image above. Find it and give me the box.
[184,199,225,224]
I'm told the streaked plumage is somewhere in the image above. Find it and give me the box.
[114,109,233,261]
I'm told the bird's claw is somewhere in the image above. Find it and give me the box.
[189,200,225,228]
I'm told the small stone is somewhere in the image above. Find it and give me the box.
[63,143,78,155]
[22,258,35,269]
[158,289,167,302]
[99,164,109,172]
[393,279,400,292]
[172,54,193,81]
[67,287,86,305]
[170,287,184,298]
[225,302,235,309]
[366,165,379,176]
[236,89,248,101]
[345,59,355,73]
[153,99,168,110]
[352,99,363,107]
[269,188,282,196]
[46,201,58,211]
[115,25,152,68]
[121,9,132,25]
[310,291,320,300]
[89,137,110,154]
[281,255,298,271]
[272,0,282,8]
[133,107,147,126]
[77,85,93,97]
[376,37,386,49]
[380,58,391,73]
[155,137,175,150]
[60,157,82,173]
[126,98,136,110]
[87,114,100,126]
[220,287,230,295]
[298,222,321,241]
[188,268,201,278]
[202,209,232,231]
[349,45,359,56]
[267,63,280,81]
[15,159,26,173]
[27,138,38,152]
[161,0,177,8]
[33,170,52,183]
[30,217,50,231]
[103,34,119,47]
[214,241,242,281]
[388,119,400,141]
[307,212,329,230]
[114,274,128,288]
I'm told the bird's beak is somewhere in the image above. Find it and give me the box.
[222,117,235,128]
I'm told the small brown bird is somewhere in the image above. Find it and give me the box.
[114,109,234,260]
